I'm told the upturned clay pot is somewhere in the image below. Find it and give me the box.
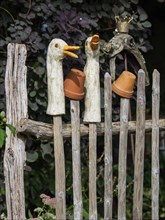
[64,68,85,100]
[112,70,136,98]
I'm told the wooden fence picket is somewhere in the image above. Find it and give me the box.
[53,116,66,219]
[89,123,97,220]
[117,98,129,220]
[71,100,83,220]
[152,69,160,220]
[104,73,113,219]
[133,69,146,220]
[4,43,27,220]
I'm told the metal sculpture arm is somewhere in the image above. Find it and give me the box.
[103,18,150,86]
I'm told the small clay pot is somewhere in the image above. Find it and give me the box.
[112,71,136,98]
[64,68,85,100]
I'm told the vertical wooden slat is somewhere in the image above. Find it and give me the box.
[104,73,113,219]
[133,69,146,220]
[117,98,129,220]
[89,123,97,220]
[71,100,83,220]
[152,69,160,220]
[53,116,66,220]
[4,43,27,220]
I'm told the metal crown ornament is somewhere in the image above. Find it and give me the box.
[115,15,133,33]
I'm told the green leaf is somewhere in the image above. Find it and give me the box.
[0,111,6,119]
[0,127,6,148]
[83,208,89,219]
[41,142,53,154]
[35,66,45,75]
[140,13,148,21]
[6,124,16,136]
[138,6,148,21]
[26,151,39,162]
[38,56,45,64]
[29,101,39,111]
[120,0,130,8]
[42,154,53,162]
[38,89,46,97]
[142,21,152,28]
[27,209,33,218]
[29,90,37,97]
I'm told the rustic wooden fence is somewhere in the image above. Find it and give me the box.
[4,43,163,220]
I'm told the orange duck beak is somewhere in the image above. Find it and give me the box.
[90,34,100,50]
[63,45,80,58]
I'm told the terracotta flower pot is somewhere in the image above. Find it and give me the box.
[112,70,136,98]
[64,68,85,100]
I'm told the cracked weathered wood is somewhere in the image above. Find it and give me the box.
[104,73,113,219]
[71,100,83,220]
[17,118,165,140]
[89,123,97,220]
[4,43,27,220]
[152,69,160,220]
[118,98,129,220]
[53,116,66,220]
[133,69,146,220]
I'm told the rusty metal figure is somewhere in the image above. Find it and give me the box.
[103,15,150,86]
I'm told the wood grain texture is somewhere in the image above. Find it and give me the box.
[133,69,146,220]
[53,116,66,220]
[17,118,165,140]
[89,123,97,220]
[4,43,27,220]
[117,98,129,220]
[71,100,83,220]
[104,73,113,219]
[152,69,160,220]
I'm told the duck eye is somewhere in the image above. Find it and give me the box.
[55,43,58,48]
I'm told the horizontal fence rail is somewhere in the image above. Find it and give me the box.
[18,118,165,139]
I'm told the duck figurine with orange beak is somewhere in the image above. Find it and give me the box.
[46,38,79,115]
[83,34,101,123]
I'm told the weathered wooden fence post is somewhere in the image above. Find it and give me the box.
[4,43,27,220]
[70,100,83,219]
[152,69,160,220]
[117,98,129,220]
[104,73,113,219]
[133,69,146,220]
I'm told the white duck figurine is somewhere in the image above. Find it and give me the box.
[46,38,79,115]
[83,35,101,123]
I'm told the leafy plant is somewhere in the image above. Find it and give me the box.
[28,194,56,220]
[0,111,16,148]
[0,213,7,220]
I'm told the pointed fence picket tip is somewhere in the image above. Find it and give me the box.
[104,72,111,79]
